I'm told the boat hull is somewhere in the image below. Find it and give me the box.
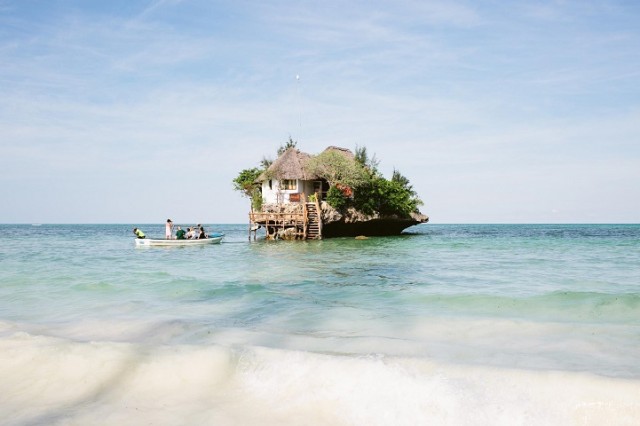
[135,234,223,247]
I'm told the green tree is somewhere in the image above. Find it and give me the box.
[277,136,298,156]
[352,165,423,218]
[260,156,273,169]
[354,144,379,175]
[305,150,368,188]
[377,178,420,216]
[261,136,298,169]
[233,168,263,211]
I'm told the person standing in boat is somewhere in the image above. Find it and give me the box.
[175,226,186,240]
[165,219,173,239]
[133,228,145,239]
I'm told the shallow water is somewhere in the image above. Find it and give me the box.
[1,224,639,424]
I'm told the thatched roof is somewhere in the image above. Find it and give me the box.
[256,146,355,182]
[322,146,355,159]
[257,148,317,181]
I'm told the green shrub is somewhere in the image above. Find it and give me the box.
[251,187,263,211]
[353,173,422,218]
[233,167,264,211]
[326,185,347,211]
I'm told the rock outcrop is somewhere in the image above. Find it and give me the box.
[320,202,428,237]
[256,202,428,239]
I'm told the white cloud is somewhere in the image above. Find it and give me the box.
[0,0,639,223]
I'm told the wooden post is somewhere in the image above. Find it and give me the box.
[302,203,307,239]
[315,198,323,239]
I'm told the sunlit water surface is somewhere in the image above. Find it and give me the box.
[1,224,639,425]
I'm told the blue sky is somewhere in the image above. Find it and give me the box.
[1,0,639,223]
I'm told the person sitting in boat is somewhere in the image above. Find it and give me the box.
[175,226,186,240]
[198,226,207,239]
[186,227,195,239]
[133,228,145,239]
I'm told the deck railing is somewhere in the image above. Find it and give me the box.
[248,195,322,240]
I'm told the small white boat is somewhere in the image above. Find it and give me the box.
[135,233,224,247]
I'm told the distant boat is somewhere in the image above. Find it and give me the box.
[135,233,224,247]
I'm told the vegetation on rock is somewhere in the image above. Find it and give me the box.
[232,139,424,220]
[305,149,368,189]
[323,146,423,218]
[325,185,348,211]
[232,167,263,211]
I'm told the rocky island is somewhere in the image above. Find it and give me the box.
[233,140,428,239]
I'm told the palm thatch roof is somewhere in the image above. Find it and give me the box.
[256,146,356,182]
[322,146,355,159]
[256,148,317,182]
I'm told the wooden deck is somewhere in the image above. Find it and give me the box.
[249,200,322,240]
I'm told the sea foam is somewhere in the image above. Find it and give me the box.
[1,330,639,425]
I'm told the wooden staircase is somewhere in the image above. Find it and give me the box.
[305,201,322,240]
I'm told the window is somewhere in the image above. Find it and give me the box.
[280,179,297,190]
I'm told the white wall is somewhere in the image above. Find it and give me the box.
[261,179,315,204]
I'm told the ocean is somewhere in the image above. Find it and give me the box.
[0,223,638,425]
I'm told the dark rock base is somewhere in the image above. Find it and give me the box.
[322,218,426,238]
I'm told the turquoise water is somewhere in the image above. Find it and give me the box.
[1,224,639,424]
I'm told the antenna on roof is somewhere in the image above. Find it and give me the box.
[296,74,302,143]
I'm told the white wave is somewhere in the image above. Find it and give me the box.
[1,330,639,425]
[4,313,639,379]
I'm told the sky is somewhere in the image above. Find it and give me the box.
[1,0,639,224]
